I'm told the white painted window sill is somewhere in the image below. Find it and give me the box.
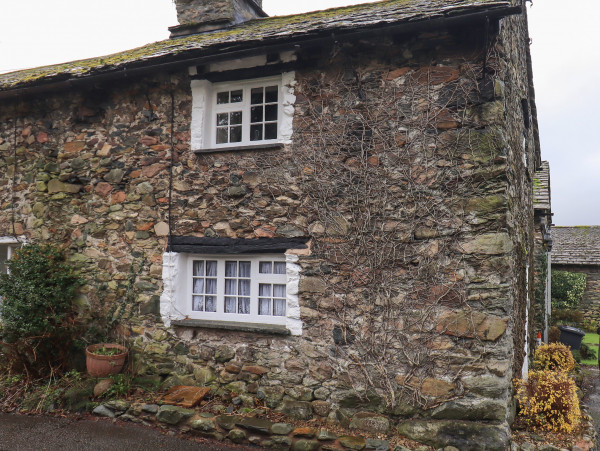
[193,143,284,154]
[171,319,291,335]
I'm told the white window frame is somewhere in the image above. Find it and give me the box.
[190,72,296,152]
[160,252,303,335]
[185,254,287,324]
[211,78,282,148]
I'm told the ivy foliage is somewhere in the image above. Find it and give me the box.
[0,244,82,376]
[551,270,586,310]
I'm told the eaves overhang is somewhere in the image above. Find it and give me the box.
[0,0,522,101]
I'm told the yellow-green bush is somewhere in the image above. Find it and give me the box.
[533,343,576,372]
[515,370,581,433]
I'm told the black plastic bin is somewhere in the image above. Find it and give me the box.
[558,325,586,350]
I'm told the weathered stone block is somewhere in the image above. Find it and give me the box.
[193,366,216,385]
[396,420,509,450]
[271,422,294,435]
[47,179,81,194]
[236,416,274,434]
[339,436,366,450]
[282,400,313,420]
[227,429,247,444]
[258,386,285,408]
[190,417,216,432]
[349,412,390,433]
[299,277,327,294]
[436,310,508,341]
[431,398,507,421]
[215,345,235,363]
[459,233,512,255]
[156,405,195,425]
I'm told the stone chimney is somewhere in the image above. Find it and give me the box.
[170,0,267,38]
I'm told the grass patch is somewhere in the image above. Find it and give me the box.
[580,333,599,366]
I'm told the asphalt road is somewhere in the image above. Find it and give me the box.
[0,413,256,451]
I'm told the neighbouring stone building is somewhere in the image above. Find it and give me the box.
[552,226,600,324]
[532,161,552,343]
[0,0,544,448]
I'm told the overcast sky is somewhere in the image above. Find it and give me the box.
[0,0,596,226]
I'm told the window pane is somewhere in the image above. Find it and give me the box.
[205,296,217,312]
[231,90,243,103]
[193,295,204,311]
[239,261,251,278]
[225,297,236,313]
[225,261,237,277]
[230,111,242,125]
[217,91,229,104]
[217,113,229,126]
[265,104,278,121]
[239,298,250,314]
[259,261,272,274]
[259,298,270,315]
[193,278,205,294]
[273,262,286,274]
[206,261,218,276]
[265,86,278,103]
[265,123,277,140]
[225,278,236,295]
[206,278,217,294]
[251,87,263,104]
[230,126,242,143]
[251,106,263,123]
[239,279,250,296]
[250,125,263,141]
[259,283,271,297]
[273,298,286,316]
[193,261,204,276]
[217,127,228,144]
[273,284,286,298]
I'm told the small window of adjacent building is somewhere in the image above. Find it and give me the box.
[186,255,288,324]
[0,239,20,275]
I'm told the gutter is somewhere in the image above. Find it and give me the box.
[0,4,522,101]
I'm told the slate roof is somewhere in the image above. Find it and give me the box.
[0,0,519,94]
[533,160,550,212]
[552,227,600,266]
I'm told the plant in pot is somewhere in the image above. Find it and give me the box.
[82,255,145,378]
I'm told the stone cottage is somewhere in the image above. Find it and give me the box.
[0,0,543,448]
[552,226,600,324]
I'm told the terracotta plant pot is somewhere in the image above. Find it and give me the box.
[85,343,128,377]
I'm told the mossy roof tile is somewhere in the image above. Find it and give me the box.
[0,0,516,92]
[553,226,600,266]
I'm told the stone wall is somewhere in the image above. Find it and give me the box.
[0,13,537,449]
[552,263,600,324]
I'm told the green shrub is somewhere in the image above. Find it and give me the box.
[580,342,597,361]
[582,319,598,333]
[551,309,583,326]
[0,244,82,377]
[551,270,586,310]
